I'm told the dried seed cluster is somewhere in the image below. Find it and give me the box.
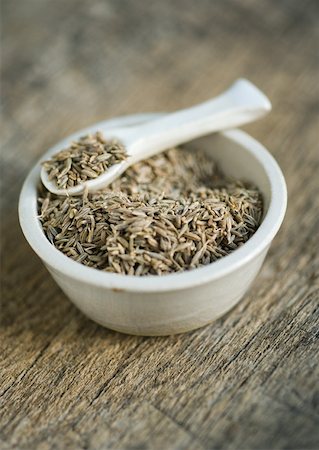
[38,146,263,276]
[42,132,127,189]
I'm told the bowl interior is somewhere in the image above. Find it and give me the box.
[19,114,286,292]
[187,133,271,212]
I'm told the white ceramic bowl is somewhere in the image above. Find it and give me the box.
[19,113,287,336]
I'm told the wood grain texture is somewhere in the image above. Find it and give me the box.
[1,0,319,449]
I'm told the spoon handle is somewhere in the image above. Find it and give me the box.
[127,79,271,162]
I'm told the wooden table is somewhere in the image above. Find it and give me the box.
[1,1,318,449]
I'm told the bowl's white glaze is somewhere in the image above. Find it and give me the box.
[18,113,287,335]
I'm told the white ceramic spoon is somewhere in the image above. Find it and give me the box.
[41,78,271,195]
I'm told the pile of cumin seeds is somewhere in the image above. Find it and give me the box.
[38,146,263,276]
[42,132,127,190]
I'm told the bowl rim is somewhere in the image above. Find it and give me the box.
[18,113,287,292]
